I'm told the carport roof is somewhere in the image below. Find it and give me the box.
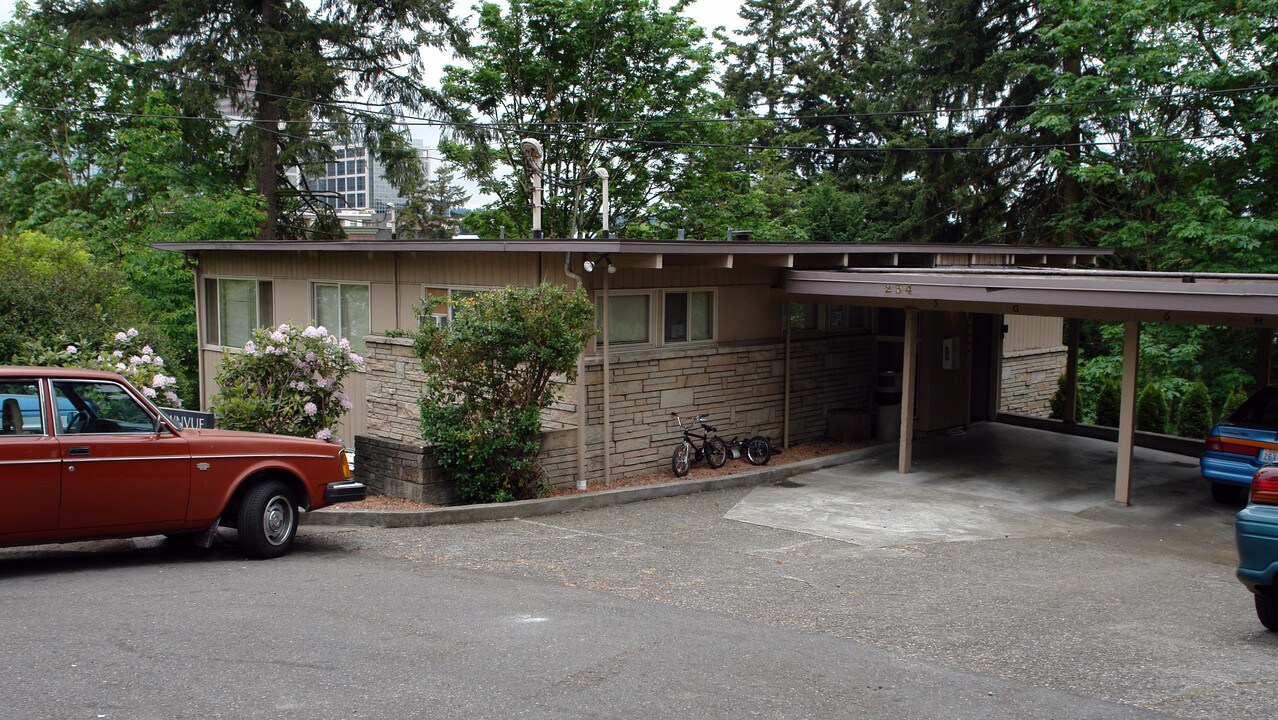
[784,267,1278,328]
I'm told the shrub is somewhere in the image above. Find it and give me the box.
[1048,373,1080,421]
[210,323,363,443]
[15,327,182,406]
[1136,384,1168,433]
[414,283,596,504]
[1176,381,1214,439]
[1094,379,1123,427]
[1219,386,1249,422]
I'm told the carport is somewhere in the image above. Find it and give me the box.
[784,267,1278,504]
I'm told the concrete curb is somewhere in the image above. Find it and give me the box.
[303,443,894,528]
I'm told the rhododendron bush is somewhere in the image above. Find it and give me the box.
[210,324,363,443]
[17,327,182,407]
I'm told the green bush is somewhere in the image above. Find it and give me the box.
[1136,384,1168,433]
[1176,381,1214,439]
[15,327,182,406]
[415,283,596,504]
[1219,386,1249,422]
[1094,379,1123,427]
[210,323,363,443]
[1048,373,1080,421]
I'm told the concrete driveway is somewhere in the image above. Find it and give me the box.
[727,421,1216,548]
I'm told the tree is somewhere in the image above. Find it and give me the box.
[396,165,471,239]
[38,0,465,241]
[414,283,595,503]
[1095,379,1122,427]
[1176,381,1214,439]
[0,231,143,364]
[1137,383,1168,433]
[435,0,719,239]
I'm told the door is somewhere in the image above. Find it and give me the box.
[0,379,61,535]
[53,379,191,531]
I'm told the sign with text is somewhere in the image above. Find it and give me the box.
[161,407,215,429]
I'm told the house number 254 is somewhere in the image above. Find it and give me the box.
[885,284,913,294]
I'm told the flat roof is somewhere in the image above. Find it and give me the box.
[784,267,1278,328]
[156,238,1111,271]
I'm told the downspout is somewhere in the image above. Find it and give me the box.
[783,301,791,449]
[564,253,588,491]
[185,252,205,410]
[602,265,612,485]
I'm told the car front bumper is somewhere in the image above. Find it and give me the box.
[325,480,367,505]
[1236,504,1278,594]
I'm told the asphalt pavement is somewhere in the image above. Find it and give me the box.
[1,422,1273,719]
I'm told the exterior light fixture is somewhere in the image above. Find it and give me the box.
[594,167,610,239]
[583,254,615,274]
[519,138,544,238]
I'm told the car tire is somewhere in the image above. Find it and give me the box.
[1211,482,1247,505]
[705,437,728,469]
[237,480,297,559]
[672,442,691,477]
[1256,593,1278,632]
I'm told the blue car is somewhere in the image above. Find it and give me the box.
[1202,386,1278,504]
[1236,464,1278,630]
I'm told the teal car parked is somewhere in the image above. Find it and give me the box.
[1236,464,1278,630]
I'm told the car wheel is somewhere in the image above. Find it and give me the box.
[1211,482,1246,505]
[236,480,297,559]
[1256,593,1278,632]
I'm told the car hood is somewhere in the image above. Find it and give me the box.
[177,427,342,454]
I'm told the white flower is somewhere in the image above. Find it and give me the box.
[66,345,77,355]
[129,355,143,365]
[142,345,153,355]
[349,353,363,365]
[315,428,333,442]
[164,391,180,406]
[339,338,351,350]
[113,349,124,358]
[127,328,138,337]
[115,362,126,371]
[303,326,322,339]
[243,341,256,354]
[339,393,352,410]
[153,357,164,367]
[269,331,286,344]
[142,387,157,398]
[114,332,128,343]
[303,402,318,416]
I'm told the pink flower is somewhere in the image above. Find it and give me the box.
[315,428,333,442]
[303,402,318,416]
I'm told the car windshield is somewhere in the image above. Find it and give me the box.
[1230,388,1278,425]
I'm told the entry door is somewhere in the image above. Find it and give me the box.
[53,379,191,531]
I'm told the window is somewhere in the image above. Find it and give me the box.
[204,278,272,348]
[422,287,483,327]
[664,291,714,343]
[596,293,651,346]
[1,380,44,436]
[789,302,819,332]
[314,282,370,354]
[356,176,365,191]
[54,380,154,435]
[357,159,366,174]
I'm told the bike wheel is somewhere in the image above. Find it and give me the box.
[671,441,692,477]
[745,436,772,465]
[705,437,728,468]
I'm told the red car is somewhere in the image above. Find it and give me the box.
[0,366,364,558]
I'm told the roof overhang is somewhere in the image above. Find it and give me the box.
[784,268,1278,328]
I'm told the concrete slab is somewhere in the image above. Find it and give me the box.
[725,421,1204,547]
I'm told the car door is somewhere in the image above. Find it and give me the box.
[0,380,61,535]
[53,379,192,531]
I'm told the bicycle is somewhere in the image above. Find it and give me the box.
[723,434,772,466]
[670,412,728,477]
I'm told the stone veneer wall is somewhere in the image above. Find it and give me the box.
[358,333,873,497]
[999,347,1067,417]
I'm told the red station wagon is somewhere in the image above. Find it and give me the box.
[0,366,365,558]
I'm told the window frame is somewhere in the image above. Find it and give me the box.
[593,290,655,350]
[420,285,490,328]
[203,277,273,349]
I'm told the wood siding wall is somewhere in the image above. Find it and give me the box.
[1003,315,1064,353]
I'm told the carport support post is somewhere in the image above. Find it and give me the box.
[1115,320,1140,505]
[899,308,918,474]
[1064,318,1080,423]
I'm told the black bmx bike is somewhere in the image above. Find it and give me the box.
[670,412,728,477]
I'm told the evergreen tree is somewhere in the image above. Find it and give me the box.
[38,0,464,241]
[1137,383,1169,433]
[1095,380,1123,427]
[1176,381,1214,439]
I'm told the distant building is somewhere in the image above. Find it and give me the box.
[298,139,434,213]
